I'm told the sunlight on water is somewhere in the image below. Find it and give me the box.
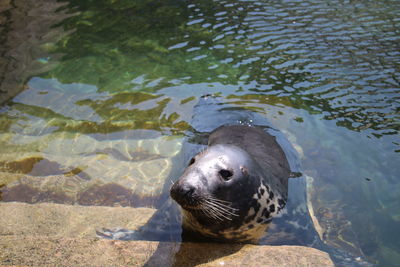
[0,0,399,265]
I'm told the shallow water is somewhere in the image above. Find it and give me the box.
[0,0,399,266]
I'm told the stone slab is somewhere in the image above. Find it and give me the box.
[0,202,155,238]
[0,202,334,267]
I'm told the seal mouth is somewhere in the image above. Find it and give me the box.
[180,196,239,221]
[170,180,239,221]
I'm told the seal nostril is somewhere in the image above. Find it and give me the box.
[182,185,195,198]
[170,182,197,206]
[219,169,233,181]
[188,157,195,166]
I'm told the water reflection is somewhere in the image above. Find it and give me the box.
[0,0,72,103]
[36,0,398,139]
[8,77,190,135]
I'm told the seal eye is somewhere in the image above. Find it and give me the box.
[188,157,195,166]
[219,169,233,181]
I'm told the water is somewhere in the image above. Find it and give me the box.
[0,0,399,265]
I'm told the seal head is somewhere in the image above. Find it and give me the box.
[170,125,290,242]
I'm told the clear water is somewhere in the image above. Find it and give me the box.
[0,0,399,266]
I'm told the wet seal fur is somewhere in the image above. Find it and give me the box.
[170,125,290,243]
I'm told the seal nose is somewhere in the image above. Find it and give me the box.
[170,182,196,206]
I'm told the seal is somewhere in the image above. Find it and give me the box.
[96,95,370,266]
[170,124,290,243]
[96,96,309,245]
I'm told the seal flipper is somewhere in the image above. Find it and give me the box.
[96,198,183,242]
[96,228,139,241]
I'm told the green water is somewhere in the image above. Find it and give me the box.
[0,0,399,265]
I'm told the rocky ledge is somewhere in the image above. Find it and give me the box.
[0,202,333,266]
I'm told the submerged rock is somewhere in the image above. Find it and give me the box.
[0,135,183,206]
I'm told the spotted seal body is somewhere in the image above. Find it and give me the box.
[170,125,290,242]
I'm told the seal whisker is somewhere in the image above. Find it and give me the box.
[207,196,239,209]
[205,206,237,220]
[195,198,235,221]
[208,201,238,213]
[202,203,232,221]
[200,204,225,221]
[182,202,225,221]
[207,196,231,203]
[204,200,238,216]
[202,199,239,220]
[205,197,239,212]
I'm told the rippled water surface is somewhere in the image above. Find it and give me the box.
[0,0,399,266]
